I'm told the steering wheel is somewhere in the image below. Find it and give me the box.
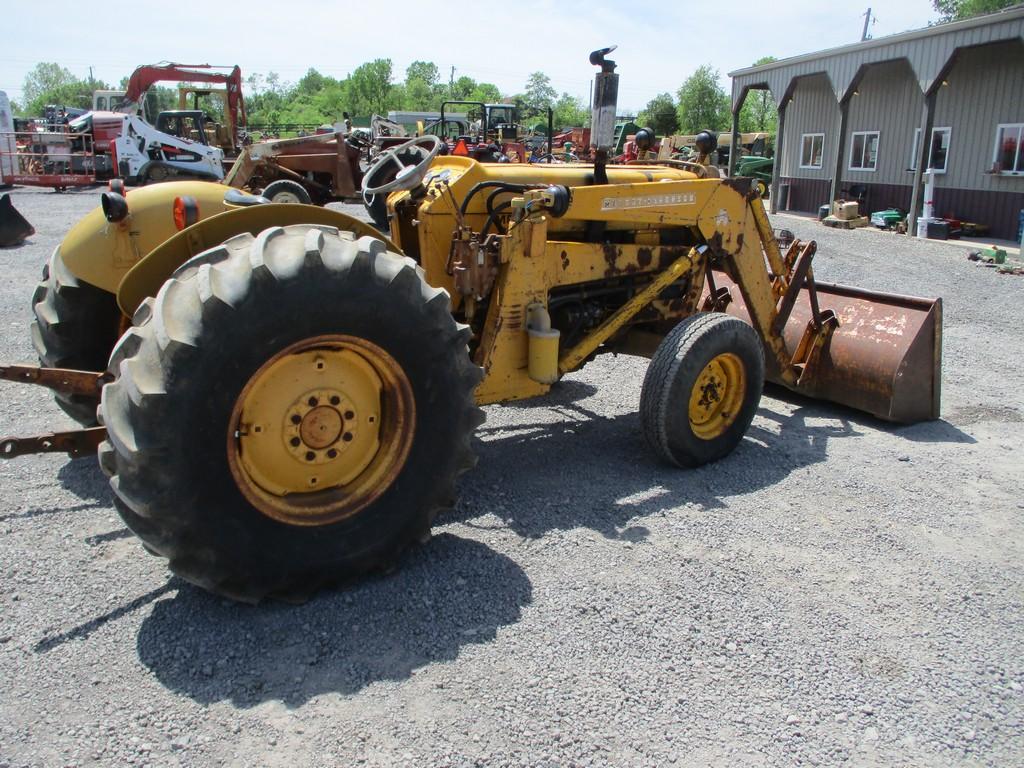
[362,135,443,198]
[345,130,372,150]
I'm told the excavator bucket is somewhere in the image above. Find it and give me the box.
[708,272,942,423]
[0,194,34,247]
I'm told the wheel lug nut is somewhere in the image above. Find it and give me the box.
[342,432,353,442]
[290,414,301,425]
[330,395,341,406]
[290,437,300,447]
[344,410,355,420]
[305,451,316,461]
[308,396,318,407]
[327,448,338,459]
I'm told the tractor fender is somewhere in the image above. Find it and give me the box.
[116,204,399,316]
[59,181,249,295]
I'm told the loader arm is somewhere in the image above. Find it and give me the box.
[383,154,940,421]
[528,178,808,386]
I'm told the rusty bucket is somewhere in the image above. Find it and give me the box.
[708,273,942,423]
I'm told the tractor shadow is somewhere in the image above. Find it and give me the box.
[57,455,114,502]
[0,456,112,522]
[762,382,977,445]
[452,385,974,541]
[132,533,531,708]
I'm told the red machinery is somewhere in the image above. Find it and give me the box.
[120,63,247,149]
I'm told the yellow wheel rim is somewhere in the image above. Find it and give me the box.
[688,352,746,440]
[227,334,415,527]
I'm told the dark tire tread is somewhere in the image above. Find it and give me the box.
[31,248,122,425]
[640,313,764,468]
[99,225,482,602]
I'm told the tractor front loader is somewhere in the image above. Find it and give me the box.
[0,51,941,602]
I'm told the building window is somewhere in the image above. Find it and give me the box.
[849,131,879,171]
[910,127,951,173]
[993,124,1023,175]
[800,134,825,169]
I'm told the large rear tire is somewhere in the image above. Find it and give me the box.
[640,313,764,468]
[98,225,483,602]
[31,248,122,425]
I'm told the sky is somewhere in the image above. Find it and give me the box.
[0,0,942,114]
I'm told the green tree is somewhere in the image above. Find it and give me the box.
[405,61,439,87]
[468,82,502,104]
[552,92,589,129]
[676,65,730,133]
[451,75,478,100]
[738,57,778,133]
[932,0,1016,20]
[524,72,557,107]
[638,92,679,136]
[22,62,105,115]
[347,59,393,116]
[295,68,325,96]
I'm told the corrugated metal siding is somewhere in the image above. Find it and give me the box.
[842,60,924,187]
[932,186,1024,239]
[778,177,831,213]
[846,182,914,214]
[935,40,1024,192]
[781,75,839,180]
[731,9,1024,108]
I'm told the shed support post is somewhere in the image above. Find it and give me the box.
[829,98,851,206]
[728,96,743,177]
[908,90,937,236]
[769,103,786,214]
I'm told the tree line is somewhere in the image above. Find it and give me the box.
[12,60,590,130]
[15,57,780,139]
[637,58,778,137]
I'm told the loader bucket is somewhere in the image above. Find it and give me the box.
[708,273,942,423]
[0,194,34,247]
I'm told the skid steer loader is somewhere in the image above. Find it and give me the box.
[0,54,942,602]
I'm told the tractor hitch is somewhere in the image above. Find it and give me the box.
[0,364,110,459]
[0,365,110,398]
[0,427,106,460]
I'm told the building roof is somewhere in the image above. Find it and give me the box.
[729,5,1024,107]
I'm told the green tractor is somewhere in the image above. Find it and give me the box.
[735,155,774,198]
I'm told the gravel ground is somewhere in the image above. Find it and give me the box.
[0,185,1021,767]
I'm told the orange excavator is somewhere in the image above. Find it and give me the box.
[116,62,247,152]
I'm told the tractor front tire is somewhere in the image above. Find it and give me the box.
[640,313,764,468]
[262,179,312,205]
[98,225,483,602]
[31,248,122,425]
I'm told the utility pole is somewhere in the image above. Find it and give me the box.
[861,8,875,41]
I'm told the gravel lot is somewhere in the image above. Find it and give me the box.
[0,185,1021,767]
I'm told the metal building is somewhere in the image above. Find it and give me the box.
[728,6,1024,239]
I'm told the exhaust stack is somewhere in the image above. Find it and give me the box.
[589,46,619,154]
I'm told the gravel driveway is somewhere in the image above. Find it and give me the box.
[0,186,1021,767]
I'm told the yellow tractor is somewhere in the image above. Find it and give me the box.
[0,58,941,603]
